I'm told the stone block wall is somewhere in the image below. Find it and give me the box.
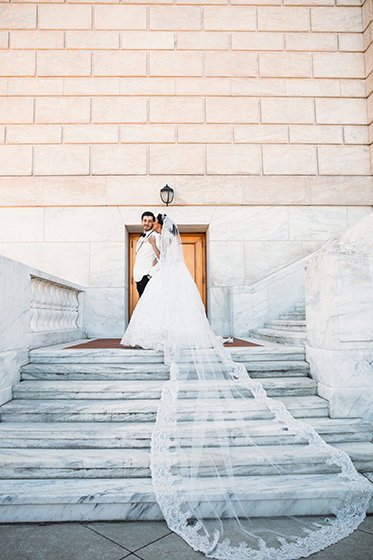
[364,0,373,165]
[0,1,371,201]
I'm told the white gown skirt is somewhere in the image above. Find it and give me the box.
[121,261,209,356]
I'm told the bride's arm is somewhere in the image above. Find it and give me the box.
[148,234,160,260]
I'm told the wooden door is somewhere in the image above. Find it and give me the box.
[129,232,206,319]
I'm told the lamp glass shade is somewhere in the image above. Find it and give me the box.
[160,184,174,206]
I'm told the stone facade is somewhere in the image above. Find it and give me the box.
[0,0,372,336]
[305,212,373,422]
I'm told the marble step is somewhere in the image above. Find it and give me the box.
[12,378,317,400]
[229,347,306,361]
[29,347,306,364]
[243,361,309,377]
[0,395,329,423]
[250,329,306,347]
[0,418,371,449]
[1,473,371,522]
[21,360,310,380]
[279,312,306,320]
[0,443,362,478]
[264,320,307,332]
[29,348,165,364]
[333,443,373,472]
[21,363,170,381]
[295,303,305,311]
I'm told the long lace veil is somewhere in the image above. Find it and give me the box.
[148,216,372,560]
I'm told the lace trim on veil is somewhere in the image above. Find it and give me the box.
[151,352,371,560]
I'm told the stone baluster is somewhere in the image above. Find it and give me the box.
[30,276,81,333]
[30,278,40,332]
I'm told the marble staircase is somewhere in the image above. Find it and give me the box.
[250,303,307,346]
[0,343,372,522]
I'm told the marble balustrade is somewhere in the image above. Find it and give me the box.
[0,254,85,406]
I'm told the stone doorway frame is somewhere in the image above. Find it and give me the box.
[127,231,207,320]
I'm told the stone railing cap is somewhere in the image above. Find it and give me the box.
[0,252,85,292]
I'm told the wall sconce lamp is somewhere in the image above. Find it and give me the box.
[160,184,174,206]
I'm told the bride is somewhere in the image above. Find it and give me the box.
[121,215,371,560]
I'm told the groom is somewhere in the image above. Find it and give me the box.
[134,211,161,297]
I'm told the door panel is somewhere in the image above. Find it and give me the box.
[129,232,206,319]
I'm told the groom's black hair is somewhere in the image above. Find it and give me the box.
[141,211,155,221]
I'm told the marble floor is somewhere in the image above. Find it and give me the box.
[0,516,372,560]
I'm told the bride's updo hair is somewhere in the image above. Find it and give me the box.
[161,214,178,236]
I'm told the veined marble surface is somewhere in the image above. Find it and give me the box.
[306,254,373,350]
[288,207,349,241]
[1,417,371,448]
[0,395,329,424]
[318,383,373,423]
[3,473,359,503]
[12,377,317,400]
[84,287,125,339]
[28,340,305,365]
[305,212,373,422]
[306,346,373,389]
[0,349,28,393]
[29,343,165,363]
[0,444,357,479]
[89,242,126,289]
[231,257,306,337]
[209,207,289,242]
[336,257,373,343]
[208,286,231,336]
[0,256,30,355]
[29,330,85,351]
[0,255,30,405]
[0,241,90,287]
[0,473,371,522]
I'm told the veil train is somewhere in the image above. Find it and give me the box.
[122,216,372,560]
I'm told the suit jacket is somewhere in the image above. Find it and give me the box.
[133,231,161,283]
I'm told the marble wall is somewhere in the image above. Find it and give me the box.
[230,257,306,338]
[305,212,373,422]
[0,205,371,338]
[0,255,30,406]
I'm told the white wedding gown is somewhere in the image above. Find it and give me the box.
[121,217,372,560]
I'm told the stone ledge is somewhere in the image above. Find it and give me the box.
[29,330,86,352]
[0,175,372,207]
